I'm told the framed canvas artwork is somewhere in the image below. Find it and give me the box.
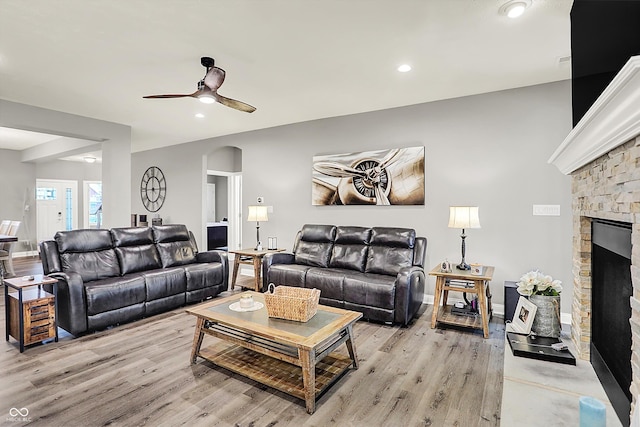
[312,146,425,206]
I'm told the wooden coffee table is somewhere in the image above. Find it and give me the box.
[187,291,362,414]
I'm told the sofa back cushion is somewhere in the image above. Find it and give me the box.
[55,229,120,282]
[294,224,336,268]
[329,226,371,272]
[153,224,196,268]
[111,227,161,275]
[365,227,416,276]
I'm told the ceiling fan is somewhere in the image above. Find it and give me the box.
[143,57,256,113]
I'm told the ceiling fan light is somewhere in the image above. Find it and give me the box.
[198,93,216,104]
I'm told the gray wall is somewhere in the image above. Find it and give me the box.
[131,81,573,313]
[0,149,36,250]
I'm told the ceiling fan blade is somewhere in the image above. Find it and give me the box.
[214,93,256,113]
[143,91,200,99]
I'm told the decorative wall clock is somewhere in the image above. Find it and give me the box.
[140,166,166,212]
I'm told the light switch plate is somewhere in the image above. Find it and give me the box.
[533,205,561,216]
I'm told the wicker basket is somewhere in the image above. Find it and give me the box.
[264,283,320,322]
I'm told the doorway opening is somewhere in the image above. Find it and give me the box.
[83,181,103,229]
[36,179,78,242]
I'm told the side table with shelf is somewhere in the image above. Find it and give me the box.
[4,275,58,352]
[229,248,285,292]
[429,265,494,338]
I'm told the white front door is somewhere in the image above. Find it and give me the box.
[36,179,78,242]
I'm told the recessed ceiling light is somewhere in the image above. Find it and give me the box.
[83,156,96,163]
[195,113,205,118]
[499,1,530,19]
[397,64,412,73]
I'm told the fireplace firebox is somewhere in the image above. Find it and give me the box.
[591,219,632,426]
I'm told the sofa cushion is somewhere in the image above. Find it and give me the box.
[295,241,333,267]
[84,274,146,315]
[365,246,413,276]
[143,267,187,300]
[305,268,345,300]
[369,227,415,248]
[111,227,154,247]
[153,224,197,267]
[328,226,371,272]
[343,272,396,309]
[152,224,191,243]
[294,224,336,267]
[365,227,416,275]
[56,229,120,282]
[115,244,162,275]
[267,264,312,288]
[156,242,196,268]
[184,263,225,291]
[60,250,120,282]
[55,229,113,253]
[335,226,372,245]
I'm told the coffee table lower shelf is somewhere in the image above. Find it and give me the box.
[198,342,353,402]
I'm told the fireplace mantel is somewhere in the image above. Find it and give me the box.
[549,55,640,175]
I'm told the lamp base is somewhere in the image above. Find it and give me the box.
[456,262,471,271]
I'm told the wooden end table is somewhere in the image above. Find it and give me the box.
[230,248,284,292]
[429,265,494,338]
[187,291,362,414]
[4,274,58,352]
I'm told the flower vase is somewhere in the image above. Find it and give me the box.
[529,295,561,338]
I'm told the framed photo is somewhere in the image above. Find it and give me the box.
[508,296,537,335]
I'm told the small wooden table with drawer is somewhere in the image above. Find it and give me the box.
[4,275,58,352]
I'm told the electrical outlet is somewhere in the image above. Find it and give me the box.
[257,196,264,203]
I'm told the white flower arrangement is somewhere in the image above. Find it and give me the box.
[516,270,562,297]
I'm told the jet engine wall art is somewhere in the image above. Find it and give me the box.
[312,146,425,206]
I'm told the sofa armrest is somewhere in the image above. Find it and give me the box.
[196,250,229,290]
[47,271,88,336]
[393,266,426,326]
[262,252,295,291]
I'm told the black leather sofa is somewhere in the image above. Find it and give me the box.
[262,224,426,325]
[39,224,228,336]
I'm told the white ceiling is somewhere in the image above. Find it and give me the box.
[0,0,573,158]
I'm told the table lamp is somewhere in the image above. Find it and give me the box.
[247,205,268,250]
[448,206,481,270]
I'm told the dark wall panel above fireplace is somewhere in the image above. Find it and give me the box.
[570,0,640,127]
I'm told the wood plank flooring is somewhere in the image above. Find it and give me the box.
[1,256,505,426]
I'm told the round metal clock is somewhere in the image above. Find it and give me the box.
[140,166,166,212]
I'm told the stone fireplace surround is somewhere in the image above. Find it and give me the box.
[549,55,640,416]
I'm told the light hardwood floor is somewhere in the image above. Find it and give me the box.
[1,257,505,426]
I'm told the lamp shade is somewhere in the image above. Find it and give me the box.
[247,205,268,222]
[448,206,481,229]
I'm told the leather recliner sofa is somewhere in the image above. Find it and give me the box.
[262,224,426,326]
[40,224,228,336]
